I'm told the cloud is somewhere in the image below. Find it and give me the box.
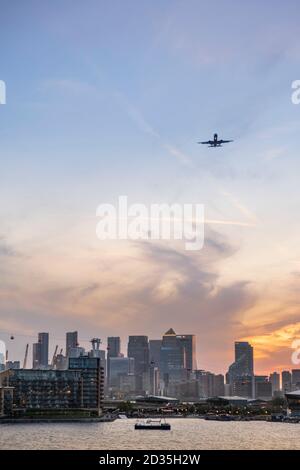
[0,223,296,374]
[0,224,257,372]
[242,322,300,372]
[114,92,192,166]
[0,236,19,258]
[221,191,258,225]
[163,144,191,166]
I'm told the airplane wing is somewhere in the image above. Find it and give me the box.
[219,139,233,144]
[198,140,213,145]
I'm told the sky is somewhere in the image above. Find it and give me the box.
[1,0,300,374]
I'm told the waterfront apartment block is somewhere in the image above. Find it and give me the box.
[0,355,104,417]
[0,385,13,417]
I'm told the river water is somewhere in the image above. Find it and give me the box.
[1,419,300,450]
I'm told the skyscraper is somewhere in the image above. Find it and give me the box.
[160,328,186,385]
[107,337,120,358]
[38,332,49,368]
[66,331,78,356]
[107,337,121,386]
[226,341,254,398]
[32,333,49,369]
[282,370,292,393]
[292,369,300,390]
[227,341,254,383]
[269,372,280,395]
[149,340,162,368]
[32,342,42,369]
[235,342,254,375]
[127,336,149,392]
[177,334,197,371]
[149,361,160,395]
[160,329,197,388]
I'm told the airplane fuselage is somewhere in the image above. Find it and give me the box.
[198,132,233,147]
[212,133,219,146]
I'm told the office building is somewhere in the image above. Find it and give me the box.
[231,375,253,398]
[109,357,135,389]
[227,342,254,382]
[107,337,121,385]
[38,332,49,367]
[66,331,78,356]
[68,346,85,358]
[269,372,280,395]
[119,374,136,395]
[226,341,254,398]
[128,336,149,392]
[32,333,49,369]
[160,328,196,387]
[32,342,42,369]
[195,370,225,398]
[5,361,20,370]
[292,369,300,390]
[213,374,225,396]
[169,379,200,401]
[107,337,121,358]
[177,334,197,371]
[282,370,292,393]
[160,329,185,385]
[255,376,272,400]
[149,340,162,369]
[148,363,160,396]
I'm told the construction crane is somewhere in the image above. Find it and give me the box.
[23,343,29,369]
[51,345,58,368]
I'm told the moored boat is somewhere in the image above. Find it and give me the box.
[135,418,171,430]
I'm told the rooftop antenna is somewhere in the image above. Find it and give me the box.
[90,338,101,351]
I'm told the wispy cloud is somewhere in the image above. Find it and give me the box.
[221,190,258,225]
[0,236,18,258]
[114,92,192,166]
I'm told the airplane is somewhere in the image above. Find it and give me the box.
[198,133,233,147]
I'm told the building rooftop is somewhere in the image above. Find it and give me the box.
[164,328,176,336]
[285,390,300,397]
[135,395,179,403]
[218,396,249,401]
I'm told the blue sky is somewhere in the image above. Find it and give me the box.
[1,1,300,373]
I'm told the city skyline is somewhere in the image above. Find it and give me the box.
[2,326,300,424]
[1,327,299,380]
[1,1,300,376]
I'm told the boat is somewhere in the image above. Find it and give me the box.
[134,418,171,430]
[205,414,234,421]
